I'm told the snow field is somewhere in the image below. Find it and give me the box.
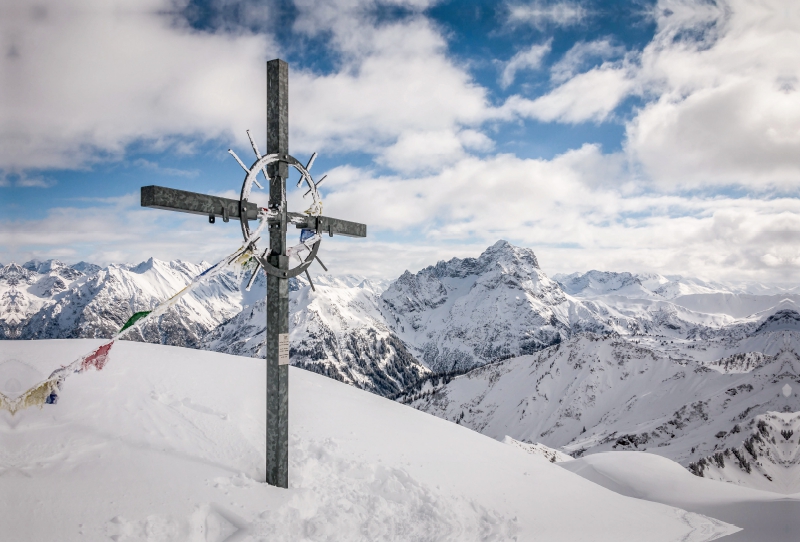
[561,452,799,542]
[1,340,738,541]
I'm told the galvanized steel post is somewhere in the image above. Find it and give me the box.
[265,59,290,488]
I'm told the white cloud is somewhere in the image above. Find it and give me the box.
[506,1,588,29]
[505,65,635,123]
[627,0,800,188]
[4,0,799,287]
[1,0,493,176]
[0,193,246,267]
[500,41,551,88]
[5,143,799,284]
[0,172,56,188]
[0,0,278,170]
[289,17,491,156]
[550,39,625,83]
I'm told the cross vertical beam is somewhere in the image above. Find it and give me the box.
[266,59,289,488]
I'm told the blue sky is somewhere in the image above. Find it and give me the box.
[2,0,799,283]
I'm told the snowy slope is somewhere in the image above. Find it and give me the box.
[0,340,738,542]
[402,330,800,493]
[555,270,655,298]
[560,451,797,542]
[6,241,800,403]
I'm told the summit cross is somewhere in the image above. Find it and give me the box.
[140,59,367,488]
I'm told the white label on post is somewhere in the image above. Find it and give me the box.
[278,333,290,365]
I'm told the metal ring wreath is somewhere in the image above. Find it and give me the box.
[228,130,325,288]
[0,132,325,414]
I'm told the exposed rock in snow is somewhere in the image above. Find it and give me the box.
[503,435,573,463]
[4,239,800,437]
[689,412,800,494]
[380,241,602,373]
[201,277,429,396]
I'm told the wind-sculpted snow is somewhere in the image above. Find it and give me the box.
[402,331,800,492]
[0,340,739,542]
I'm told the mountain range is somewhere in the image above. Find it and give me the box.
[3,240,799,492]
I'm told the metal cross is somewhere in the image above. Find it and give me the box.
[140,59,367,488]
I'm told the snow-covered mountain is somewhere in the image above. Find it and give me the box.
[399,324,800,493]
[1,258,244,347]
[201,276,429,396]
[379,241,609,373]
[4,241,800,402]
[4,241,800,496]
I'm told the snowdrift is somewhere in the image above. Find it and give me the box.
[562,452,799,542]
[1,340,737,541]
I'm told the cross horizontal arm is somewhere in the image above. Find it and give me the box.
[141,186,259,221]
[288,213,367,238]
[142,185,367,237]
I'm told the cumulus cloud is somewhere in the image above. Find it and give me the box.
[313,144,800,282]
[505,65,635,123]
[288,14,493,168]
[506,1,588,29]
[627,0,800,188]
[1,0,493,177]
[4,0,798,286]
[500,41,552,88]
[0,0,280,171]
[4,141,799,283]
[377,129,494,173]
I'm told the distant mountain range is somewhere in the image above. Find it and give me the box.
[3,241,799,492]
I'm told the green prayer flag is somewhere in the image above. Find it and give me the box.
[119,311,152,333]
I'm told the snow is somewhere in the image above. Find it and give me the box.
[1,339,738,541]
[404,331,800,495]
[561,452,799,542]
[502,436,573,463]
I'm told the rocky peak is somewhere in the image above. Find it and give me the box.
[71,261,102,276]
[754,308,800,334]
[417,240,541,281]
[0,263,36,286]
[555,270,643,296]
[130,257,157,274]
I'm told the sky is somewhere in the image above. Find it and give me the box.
[1,0,799,283]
